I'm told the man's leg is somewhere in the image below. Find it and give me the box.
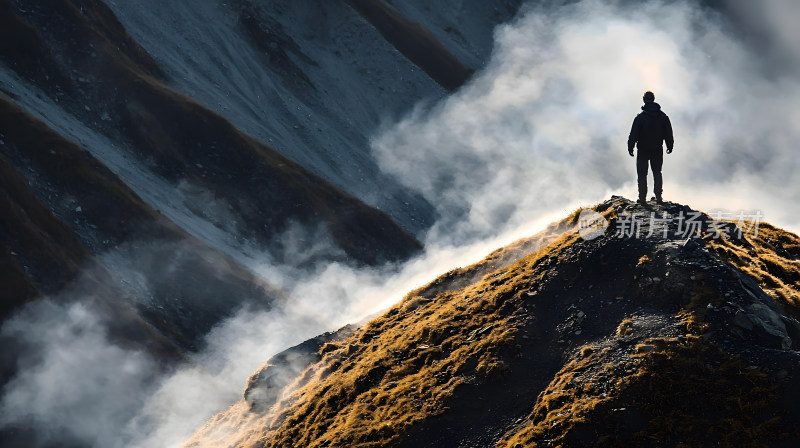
[636,152,649,202]
[650,151,664,201]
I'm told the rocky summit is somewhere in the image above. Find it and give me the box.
[185,196,800,447]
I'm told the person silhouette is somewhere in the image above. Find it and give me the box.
[627,91,674,205]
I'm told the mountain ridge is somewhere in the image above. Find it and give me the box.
[184,196,800,447]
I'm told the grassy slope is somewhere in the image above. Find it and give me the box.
[498,336,784,448]
[707,223,800,314]
[183,208,592,447]
[498,215,800,447]
[185,199,800,448]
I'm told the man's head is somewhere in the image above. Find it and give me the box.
[643,91,655,103]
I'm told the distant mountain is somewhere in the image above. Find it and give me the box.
[1,0,426,262]
[101,0,522,232]
[2,0,515,356]
[185,197,800,447]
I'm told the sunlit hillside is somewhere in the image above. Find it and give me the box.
[186,197,800,447]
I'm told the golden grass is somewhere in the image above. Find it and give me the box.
[498,337,785,447]
[616,337,784,446]
[616,319,634,337]
[497,217,799,447]
[186,202,798,448]
[498,347,616,448]
[707,222,800,314]
[677,286,721,336]
[409,206,594,301]
[257,234,584,448]
[185,210,591,448]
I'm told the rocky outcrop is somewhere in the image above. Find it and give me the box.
[244,325,357,413]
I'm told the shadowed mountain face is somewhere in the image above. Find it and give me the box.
[0,93,276,358]
[186,197,800,448]
[0,0,423,265]
[89,0,522,233]
[0,0,444,352]
[0,0,530,364]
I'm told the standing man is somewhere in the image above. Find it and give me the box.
[628,91,674,205]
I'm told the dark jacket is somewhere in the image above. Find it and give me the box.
[628,102,674,153]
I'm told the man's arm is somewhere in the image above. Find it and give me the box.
[627,115,640,156]
[664,114,674,154]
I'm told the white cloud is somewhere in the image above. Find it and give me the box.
[373,0,800,242]
[0,301,156,447]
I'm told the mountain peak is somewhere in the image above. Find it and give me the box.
[186,196,800,447]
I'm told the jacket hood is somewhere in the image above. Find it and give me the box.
[641,102,662,116]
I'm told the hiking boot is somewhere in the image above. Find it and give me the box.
[637,198,647,206]
[655,196,664,204]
